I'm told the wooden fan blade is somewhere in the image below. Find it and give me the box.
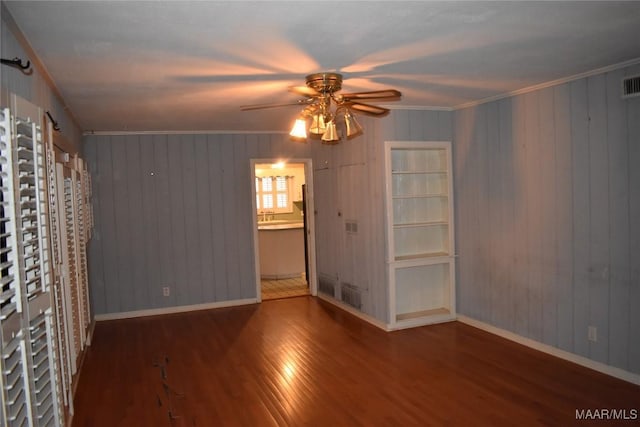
[340,89,401,101]
[346,102,390,117]
[288,85,320,97]
[240,99,310,111]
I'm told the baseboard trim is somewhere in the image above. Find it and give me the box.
[85,320,96,346]
[93,298,258,321]
[317,293,390,331]
[457,315,640,386]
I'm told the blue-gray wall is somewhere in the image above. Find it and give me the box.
[311,110,452,322]
[453,63,640,375]
[84,62,640,378]
[83,133,313,314]
[83,110,453,322]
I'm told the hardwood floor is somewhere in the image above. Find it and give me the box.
[72,297,640,426]
[261,277,309,300]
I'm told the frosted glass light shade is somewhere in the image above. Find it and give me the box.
[289,118,307,139]
[344,110,364,139]
[309,113,327,134]
[321,121,340,143]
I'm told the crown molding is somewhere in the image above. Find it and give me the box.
[385,105,453,111]
[454,56,640,110]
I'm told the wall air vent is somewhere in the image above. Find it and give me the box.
[318,274,336,297]
[340,282,362,310]
[622,75,640,98]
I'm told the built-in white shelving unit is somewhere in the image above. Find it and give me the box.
[385,141,456,329]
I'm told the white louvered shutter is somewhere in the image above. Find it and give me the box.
[0,96,64,426]
[1,106,32,427]
[74,166,90,334]
[46,142,73,412]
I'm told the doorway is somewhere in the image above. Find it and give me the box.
[251,159,317,301]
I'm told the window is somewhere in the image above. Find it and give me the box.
[256,175,293,213]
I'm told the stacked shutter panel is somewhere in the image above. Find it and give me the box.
[1,98,65,426]
[0,106,31,427]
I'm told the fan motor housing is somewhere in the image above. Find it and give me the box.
[306,72,343,93]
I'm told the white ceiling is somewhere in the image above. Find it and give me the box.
[5,1,640,133]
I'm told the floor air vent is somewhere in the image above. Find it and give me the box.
[318,275,336,297]
[340,282,362,309]
[623,75,640,98]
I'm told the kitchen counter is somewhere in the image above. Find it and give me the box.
[258,221,305,279]
[257,220,304,230]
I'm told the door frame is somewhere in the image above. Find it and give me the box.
[250,158,317,302]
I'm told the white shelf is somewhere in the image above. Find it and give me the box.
[385,141,456,329]
[393,220,448,228]
[394,252,449,261]
[391,173,448,198]
[393,224,449,258]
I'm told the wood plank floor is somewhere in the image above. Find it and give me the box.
[261,277,309,300]
[72,297,640,426]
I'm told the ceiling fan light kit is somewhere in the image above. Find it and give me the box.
[289,117,308,140]
[320,120,340,144]
[343,110,364,140]
[309,112,327,135]
[241,72,401,144]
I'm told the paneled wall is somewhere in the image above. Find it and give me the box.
[311,110,452,322]
[84,110,452,321]
[84,133,312,315]
[1,5,82,152]
[454,64,640,374]
[310,117,385,319]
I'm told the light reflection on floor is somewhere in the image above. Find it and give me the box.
[261,276,309,300]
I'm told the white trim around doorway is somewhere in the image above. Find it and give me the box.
[250,158,318,302]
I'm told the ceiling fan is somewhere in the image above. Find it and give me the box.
[240,72,401,144]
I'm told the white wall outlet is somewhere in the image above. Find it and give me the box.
[588,326,597,342]
[162,286,170,297]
